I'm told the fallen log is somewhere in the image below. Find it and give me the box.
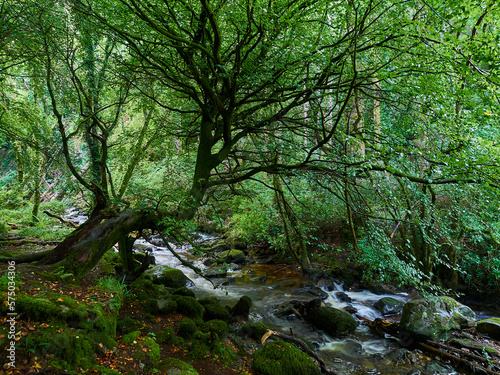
[261,329,345,375]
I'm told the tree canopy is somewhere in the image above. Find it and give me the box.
[1,0,499,290]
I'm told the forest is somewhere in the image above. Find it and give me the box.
[1,0,500,374]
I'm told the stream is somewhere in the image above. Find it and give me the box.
[62,208,491,374]
[135,234,462,375]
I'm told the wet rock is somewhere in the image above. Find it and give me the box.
[203,258,216,267]
[304,306,357,337]
[343,339,363,355]
[144,265,193,289]
[232,295,252,319]
[274,300,304,319]
[336,291,352,303]
[204,239,230,252]
[256,275,268,282]
[477,317,500,340]
[343,305,358,314]
[218,277,235,287]
[400,296,476,342]
[424,361,455,374]
[303,285,329,300]
[203,266,227,278]
[217,249,246,264]
[227,262,242,271]
[374,297,405,315]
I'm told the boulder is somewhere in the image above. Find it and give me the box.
[477,318,500,340]
[217,249,246,264]
[399,296,476,342]
[374,297,405,315]
[305,306,357,337]
[203,266,227,278]
[159,358,198,375]
[144,265,193,289]
[253,340,321,375]
[231,295,252,319]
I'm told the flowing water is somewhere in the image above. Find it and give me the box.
[136,235,463,375]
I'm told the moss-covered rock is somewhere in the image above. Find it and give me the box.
[203,303,232,322]
[239,322,270,341]
[374,297,405,315]
[232,295,252,319]
[217,249,246,264]
[158,358,199,374]
[174,286,196,297]
[158,298,178,314]
[253,340,321,375]
[200,319,228,338]
[173,295,204,319]
[144,265,193,289]
[178,318,198,339]
[198,297,220,306]
[131,336,160,370]
[27,326,96,370]
[305,306,357,337]
[117,317,140,335]
[158,327,183,346]
[121,330,141,344]
[400,296,476,342]
[477,318,500,340]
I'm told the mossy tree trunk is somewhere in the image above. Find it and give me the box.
[38,209,158,280]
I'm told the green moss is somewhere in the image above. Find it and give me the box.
[198,297,220,306]
[253,341,322,375]
[179,317,198,339]
[305,307,357,337]
[217,249,246,263]
[145,298,159,314]
[158,298,178,314]
[173,295,204,319]
[174,286,196,297]
[158,327,183,346]
[121,330,141,344]
[16,295,59,321]
[232,295,252,318]
[144,265,191,289]
[131,337,161,369]
[117,317,140,335]
[27,326,97,370]
[200,319,228,338]
[239,322,270,341]
[203,303,232,322]
[158,358,199,374]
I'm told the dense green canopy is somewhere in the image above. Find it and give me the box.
[1,0,499,289]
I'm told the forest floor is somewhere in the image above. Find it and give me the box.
[0,241,254,375]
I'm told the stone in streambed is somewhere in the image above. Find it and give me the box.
[374,297,404,315]
[399,296,476,342]
[304,306,357,337]
[144,265,193,289]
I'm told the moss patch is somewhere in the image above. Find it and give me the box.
[253,340,321,375]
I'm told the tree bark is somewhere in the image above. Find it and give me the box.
[38,209,158,280]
